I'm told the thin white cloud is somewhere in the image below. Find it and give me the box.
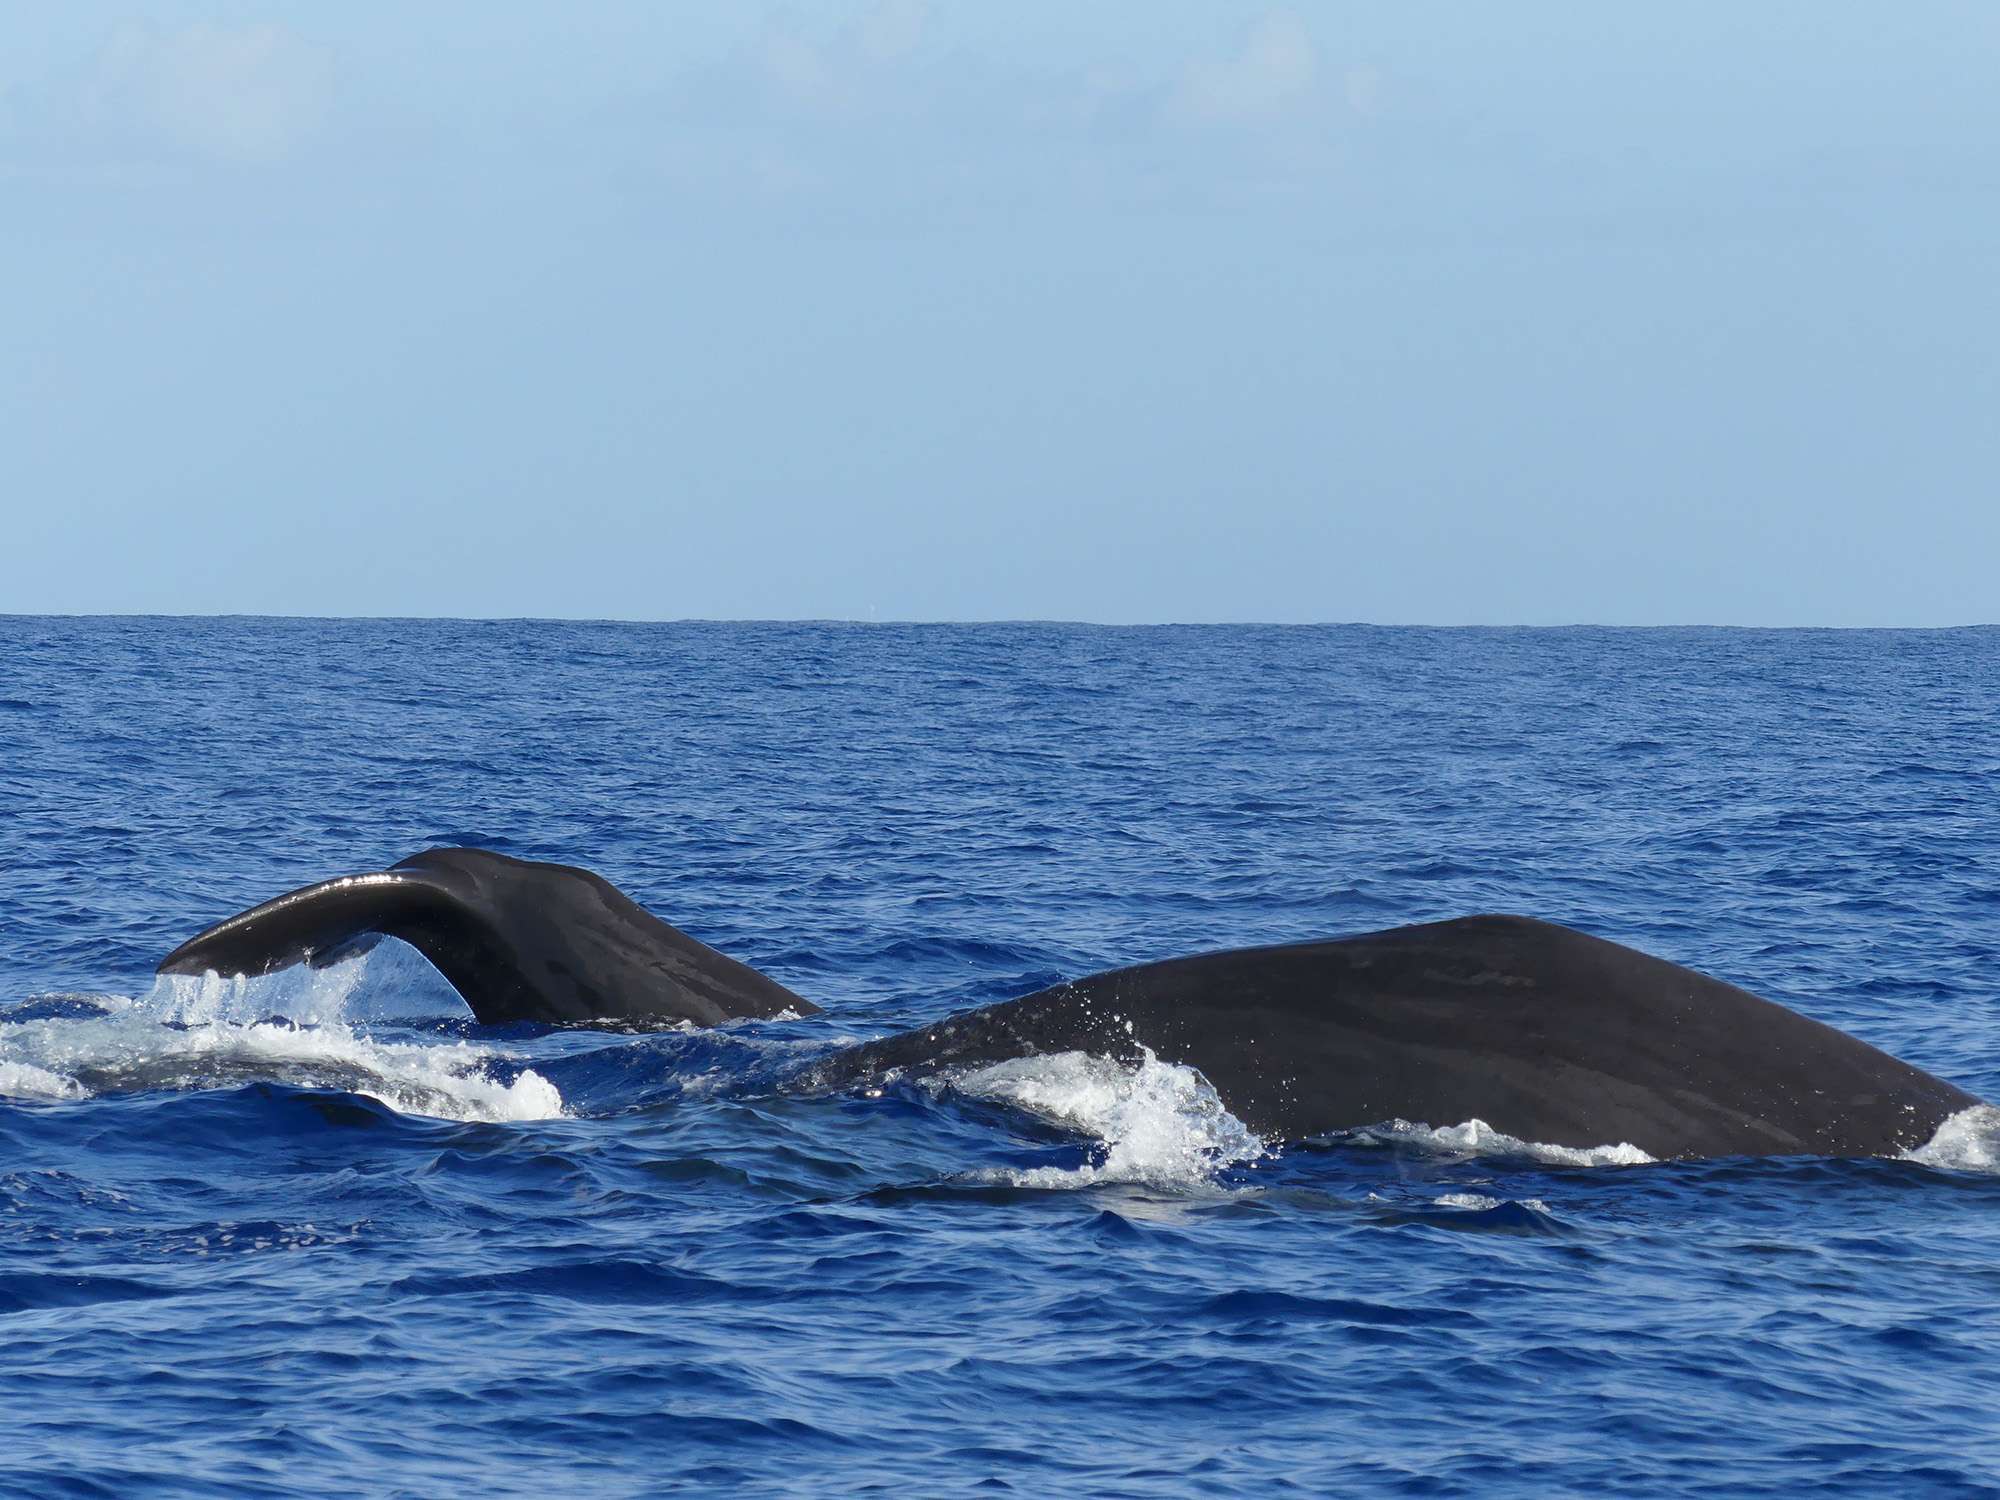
[1175,11,1318,124]
[752,0,930,118]
[89,21,332,165]
[856,0,927,68]
[758,28,847,115]
[1344,66,1384,119]
[647,5,1365,216]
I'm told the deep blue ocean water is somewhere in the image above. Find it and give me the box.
[3,617,1998,1497]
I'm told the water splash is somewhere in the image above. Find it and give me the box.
[1353,1117,1655,1167]
[0,954,561,1124]
[0,1059,85,1101]
[945,1048,1265,1189]
[151,938,466,1027]
[1904,1105,2000,1173]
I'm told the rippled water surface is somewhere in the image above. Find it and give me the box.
[3,619,1998,1497]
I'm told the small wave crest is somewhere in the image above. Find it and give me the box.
[1346,1117,1655,1167]
[1904,1105,2000,1173]
[944,1049,1265,1190]
[1433,1191,1553,1212]
[0,956,561,1124]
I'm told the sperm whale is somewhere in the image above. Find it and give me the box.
[159,848,815,1029]
[159,849,1981,1159]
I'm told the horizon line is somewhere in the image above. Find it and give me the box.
[5,612,1995,632]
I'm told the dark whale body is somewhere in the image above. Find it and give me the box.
[159,849,1980,1159]
[814,915,1978,1159]
[158,849,816,1029]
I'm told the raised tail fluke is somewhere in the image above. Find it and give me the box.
[159,871,449,980]
[157,848,818,1029]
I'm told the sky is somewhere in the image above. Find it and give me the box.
[3,4,1996,625]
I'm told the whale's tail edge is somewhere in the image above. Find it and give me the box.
[156,849,819,1029]
[158,871,446,981]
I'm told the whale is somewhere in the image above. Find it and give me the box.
[158,848,816,1029]
[158,848,1981,1159]
[809,914,1979,1160]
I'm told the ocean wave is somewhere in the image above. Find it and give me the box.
[1432,1191,1554,1213]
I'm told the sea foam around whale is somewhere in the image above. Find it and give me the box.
[1349,1117,1657,1167]
[1904,1104,2000,1172]
[945,1048,1268,1189]
[0,958,562,1124]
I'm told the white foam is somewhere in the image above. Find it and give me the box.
[0,1059,85,1101]
[151,940,464,1027]
[1433,1191,1497,1210]
[1433,1191,1552,1212]
[1365,1117,1655,1167]
[946,1048,1265,1189]
[0,959,562,1124]
[1904,1105,2000,1173]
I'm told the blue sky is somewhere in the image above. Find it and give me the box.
[4,4,1995,623]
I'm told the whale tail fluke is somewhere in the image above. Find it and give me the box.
[160,872,446,981]
[157,848,819,1029]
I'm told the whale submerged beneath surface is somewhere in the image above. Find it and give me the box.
[158,848,1983,1162]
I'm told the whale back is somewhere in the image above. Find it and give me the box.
[814,914,1977,1159]
[158,848,818,1028]
[157,855,1982,1159]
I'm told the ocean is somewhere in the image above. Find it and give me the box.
[2,617,1997,1497]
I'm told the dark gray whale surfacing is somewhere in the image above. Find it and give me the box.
[808,915,1979,1160]
[159,848,1980,1160]
[158,848,816,1029]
